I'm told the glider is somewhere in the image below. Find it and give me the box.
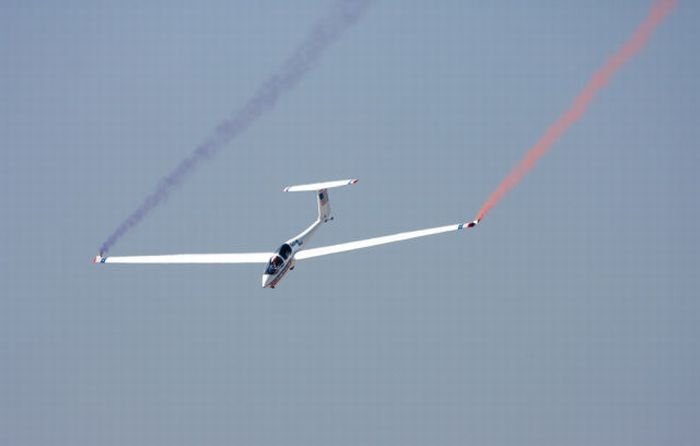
[94,179,479,288]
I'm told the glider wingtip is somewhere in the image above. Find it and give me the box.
[466,219,480,229]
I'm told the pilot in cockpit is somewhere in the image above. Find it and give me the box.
[265,255,284,275]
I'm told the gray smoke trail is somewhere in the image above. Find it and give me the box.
[99,0,373,255]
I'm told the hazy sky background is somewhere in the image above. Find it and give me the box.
[2,1,698,444]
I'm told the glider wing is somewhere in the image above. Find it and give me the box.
[295,221,477,260]
[94,252,272,264]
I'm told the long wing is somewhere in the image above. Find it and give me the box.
[295,220,479,260]
[94,252,272,264]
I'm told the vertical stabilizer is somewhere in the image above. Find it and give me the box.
[317,189,332,223]
[283,178,357,223]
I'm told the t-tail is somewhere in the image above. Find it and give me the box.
[283,178,358,224]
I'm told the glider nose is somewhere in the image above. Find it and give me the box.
[262,274,273,288]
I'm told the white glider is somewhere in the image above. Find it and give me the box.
[94,179,479,288]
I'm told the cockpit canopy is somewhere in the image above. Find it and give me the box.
[265,255,284,275]
[278,243,292,259]
[265,244,293,275]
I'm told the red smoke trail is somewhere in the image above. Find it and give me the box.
[476,0,676,222]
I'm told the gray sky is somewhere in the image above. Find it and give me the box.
[2,1,698,444]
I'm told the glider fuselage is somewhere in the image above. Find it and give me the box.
[261,218,323,289]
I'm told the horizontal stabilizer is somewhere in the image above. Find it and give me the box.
[283,178,358,192]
